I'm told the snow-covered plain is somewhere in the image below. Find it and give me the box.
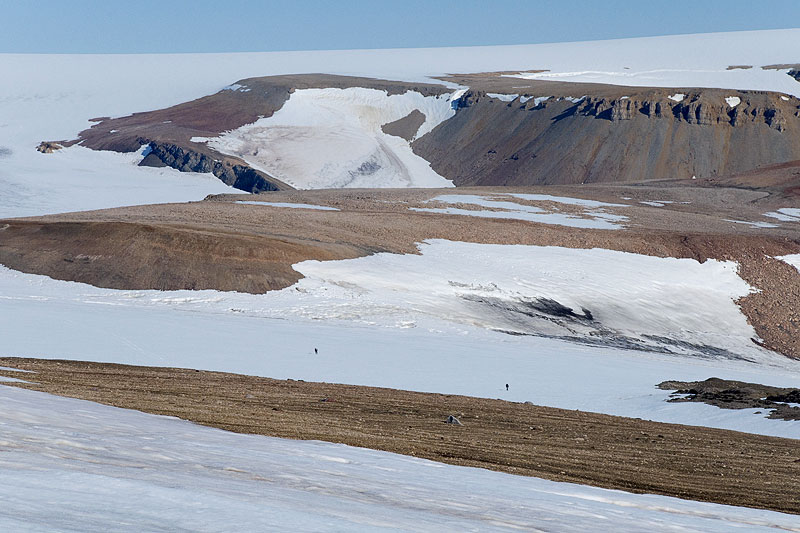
[199,87,457,189]
[3,240,800,439]
[511,30,800,98]
[3,386,798,533]
[2,29,800,216]
[411,193,627,229]
[0,145,236,219]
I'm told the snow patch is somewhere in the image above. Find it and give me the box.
[725,96,741,108]
[668,93,686,102]
[764,208,800,222]
[202,87,458,189]
[725,219,779,229]
[486,92,519,102]
[221,83,251,92]
[235,201,339,211]
[776,254,800,273]
[411,193,627,229]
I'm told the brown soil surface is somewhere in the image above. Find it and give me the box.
[1,357,798,515]
[659,377,800,421]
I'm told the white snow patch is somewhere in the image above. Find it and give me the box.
[725,96,741,108]
[668,93,686,102]
[776,254,800,273]
[764,208,800,222]
[201,87,457,189]
[235,200,339,211]
[640,200,675,207]
[2,386,798,532]
[221,83,250,92]
[725,219,779,228]
[411,193,627,229]
[486,92,519,102]
[781,95,790,101]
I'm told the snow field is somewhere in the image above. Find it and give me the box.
[2,386,798,532]
[0,145,236,219]
[2,240,799,439]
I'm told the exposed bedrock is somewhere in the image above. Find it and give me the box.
[141,141,285,193]
[414,89,800,186]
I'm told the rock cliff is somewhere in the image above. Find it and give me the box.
[413,87,800,186]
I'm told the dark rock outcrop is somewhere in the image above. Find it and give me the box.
[142,142,284,193]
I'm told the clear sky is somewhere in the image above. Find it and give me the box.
[3,0,800,54]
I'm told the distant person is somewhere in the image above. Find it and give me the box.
[505,384,509,391]
[314,348,318,354]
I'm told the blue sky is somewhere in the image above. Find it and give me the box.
[3,0,799,53]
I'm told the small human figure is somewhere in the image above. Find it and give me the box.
[314,348,318,354]
[505,383,509,391]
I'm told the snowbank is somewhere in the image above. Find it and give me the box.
[200,88,458,189]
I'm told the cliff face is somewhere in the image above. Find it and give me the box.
[412,89,800,186]
[140,142,283,193]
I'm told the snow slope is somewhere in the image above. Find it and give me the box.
[198,88,457,189]
[2,386,798,533]
[2,29,799,216]
[3,240,799,439]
